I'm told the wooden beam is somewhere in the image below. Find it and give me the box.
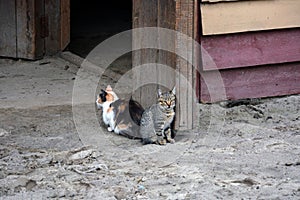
[175,0,197,130]
[157,0,176,92]
[132,0,159,109]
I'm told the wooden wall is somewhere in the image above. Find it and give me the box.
[0,0,44,59]
[198,0,300,102]
[0,0,70,60]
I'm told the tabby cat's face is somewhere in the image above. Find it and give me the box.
[157,87,176,110]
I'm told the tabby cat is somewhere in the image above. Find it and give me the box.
[96,85,144,139]
[140,87,176,145]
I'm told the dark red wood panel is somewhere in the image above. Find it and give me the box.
[201,29,300,71]
[200,62,300,103]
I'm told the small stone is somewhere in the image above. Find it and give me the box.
[0,128,9,137]
[64,65,70,70]
[25,180,37,191]
[138,185,145,191]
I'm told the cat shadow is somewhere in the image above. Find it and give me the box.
[96,105,197,147]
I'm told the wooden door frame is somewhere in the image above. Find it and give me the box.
[174,0,199,130]
[133,0,199,130]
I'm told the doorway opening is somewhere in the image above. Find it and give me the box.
[69,0,132,58]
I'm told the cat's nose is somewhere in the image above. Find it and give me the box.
[166,101,171,107]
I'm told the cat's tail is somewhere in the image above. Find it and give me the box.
[129,97,144,126]
[119,129,142,140]
[142,138,155,145]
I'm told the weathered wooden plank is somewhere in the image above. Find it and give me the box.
[60,0,70,50]
[45,0,61,55]
[201,28,300,70]
[16,0,36,59]
[200,62,300,102]
[194,0,201,101]
[201,0,300,35]
[34,0,45,58]
[0,0,16,57]
[132,0,158,108]
[157,0,176,89]
[175,0,197,130]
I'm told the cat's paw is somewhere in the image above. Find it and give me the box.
[107,127,113,132]
[157,139,167,145]
[168,138,175,144]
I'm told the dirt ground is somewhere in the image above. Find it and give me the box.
[0,57,299,199]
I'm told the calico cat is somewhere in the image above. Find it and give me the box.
[96,85,144,139]
[96,85,119,132]
[140,87,176,145]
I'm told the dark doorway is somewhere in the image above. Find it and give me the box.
[69,0,132,58]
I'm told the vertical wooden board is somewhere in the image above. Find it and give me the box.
[60,0,70,50]
[194,0,201,101]
[200,63,300,102]
[34,0,45,58]
[132,0,158,108]
[175,0,196,130]
[0,0,17,57]
[157,0,176,89]
[45,0,60,55]
[16,0,36,59]
[201,28,300,71]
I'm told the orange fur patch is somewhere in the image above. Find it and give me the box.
[118,104,126,113]
[106,93,114,102]
[117,123,129,130]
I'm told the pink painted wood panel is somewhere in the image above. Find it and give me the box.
[199,62,300,103]
[201,29,300,71]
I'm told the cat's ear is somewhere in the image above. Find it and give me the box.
[106,85,112,92]
[157,88,162,97]
[171,87,176,95]
[101,89,107,94]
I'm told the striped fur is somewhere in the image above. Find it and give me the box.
[140,87,176,145]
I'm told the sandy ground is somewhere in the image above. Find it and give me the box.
[0,56,299,199]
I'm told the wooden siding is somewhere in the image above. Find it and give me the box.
[0,0,44,59]
[0,0,17,57]
[200,0,300,35]
[201,28,300,70]
[199,62,300,102]
[0,0,69,59]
